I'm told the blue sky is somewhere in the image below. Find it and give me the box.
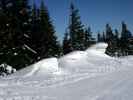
[30,0,133,40]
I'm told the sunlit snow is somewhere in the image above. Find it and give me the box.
[0,43,133,100]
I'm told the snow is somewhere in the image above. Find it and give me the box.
[0,43,133,100]
[13,58,59,77]
[24,44,37,54]
[0,64,16,76]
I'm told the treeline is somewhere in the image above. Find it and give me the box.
[0,0,95,70]
[97,22,133,56]
[0,0,132,70]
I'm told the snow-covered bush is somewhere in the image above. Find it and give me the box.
[0,63,16,76]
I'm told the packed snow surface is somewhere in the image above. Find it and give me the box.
[0,43,133,100]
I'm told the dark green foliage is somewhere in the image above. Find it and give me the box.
[0,0,33,70]
[97,32,102,42]
[0,0,61,70]
[63,32,72,55]
[84,27,95,48]
[68,3,85,51]
[97,22,132,57]
[97,32,106,42]
[120,22,132,56]
[36,0,61,59]
[0,0,133,72]
[105,24,114,42]
[63,3,95,53]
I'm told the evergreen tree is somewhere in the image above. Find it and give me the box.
[63,32,72,54]
[105,24,114,42]
[68,3,85,51]
[97,32,101,42]
[102,32,106,42]
[105,24,115,56]
[112,29,120,56]
[114,29,119,39]
[84,27,94,48]
[37,0,61,59]
[120,22,132,55]
[97,32,105,42]
[27,0,40,61]
[0,0,33,70]
[121,21,132,39]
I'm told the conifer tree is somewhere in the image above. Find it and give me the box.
[105,24,115,56]
[97,32,101,42]
[102,32,106,42]
[114,29,119,39]
[84,27,93,48]
[37,0,61,59]
[68,3,85,51]
[63,32,72,54]
[120,22,132,55]
[0,0,33,70]
[105,24,114,42]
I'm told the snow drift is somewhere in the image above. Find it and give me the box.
[0,64,16,76]
[12,43,110,77]
[1,43,133,100]
[13,58,59,77]
[59,43,117,73]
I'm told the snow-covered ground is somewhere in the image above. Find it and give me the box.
[0,43,133,100]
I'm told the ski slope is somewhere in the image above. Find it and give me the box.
[0,43,133,100]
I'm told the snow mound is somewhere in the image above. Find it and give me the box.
[59,43,113,73]
[1,43,133,100]
[12,43,110,76]
[86,43,109,58]
[0,64,16,76]
[89,43,108,52]
[13,58,59,77]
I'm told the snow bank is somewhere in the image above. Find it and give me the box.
[89,43,108,52]
[59,43,111,73]
[1,43,133,100]
[13,43,111,76]
[13,58,59,77]
[86,43,109,58]
[0,64,16,76]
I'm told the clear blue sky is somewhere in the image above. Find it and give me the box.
[30,0,133,40]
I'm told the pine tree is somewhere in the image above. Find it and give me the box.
[68,3,85,51]
[121,22,132,39]
[105,24,115,56]
[37,0,61,59]
[27,1,40,61]
[63,32,72,54]
[120,22,132,55]
[0,0,33,70]
[84,27,94,48]
[97,32,101,42]
[102,32,106,42]
[105,24,114,42]
[112,29,120,56]
[114,29,119,39]
[97,31,105,42]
